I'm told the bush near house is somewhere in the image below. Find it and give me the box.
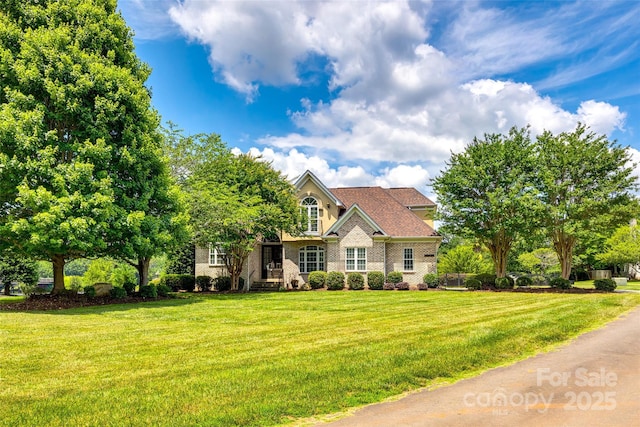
[196,276,213,292]
[383,283,395,290]
[139,285,157,298]
[161,274,195,292]
[83,285,96,297]
[594,279,617,292]
[308,271,327,289]
[110,287,127,299]
[395,282,410,290]
[473,273,497,289]
[549,277,572,289]
[423,273,438,288]
[495,277,515,289]
[367,271,385,290]
[386,271,403,284]
[465,278,482,290]
[326,272,345,290]
[347,272,364,290]
[417,283,429,290]
[213,276,232,292]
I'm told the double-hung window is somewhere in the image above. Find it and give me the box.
[299,245,325,273]
[403,247,414,272]
[209,244,226,266]
[346,247,366,271]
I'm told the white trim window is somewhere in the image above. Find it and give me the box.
[301,196,319,234]
[209,244,227,266]
[403,247,414,272]
[299,245,325,273]
[346,247,366,272]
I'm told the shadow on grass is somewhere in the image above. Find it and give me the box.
[0,291,290,315]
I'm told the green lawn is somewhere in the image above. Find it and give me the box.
[573,279,640,291]
[1,291,639,426]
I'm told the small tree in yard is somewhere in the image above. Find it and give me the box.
[433,127,539,278]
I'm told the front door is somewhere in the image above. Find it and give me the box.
[262,245,283,280]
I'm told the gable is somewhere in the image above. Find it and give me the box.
[330,187,439,238]
[325,204,385,239]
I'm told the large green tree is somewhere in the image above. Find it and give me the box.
[433,127,539,277]
[0,0,171,293]
[536,124,637,279]
[182,134,304,291]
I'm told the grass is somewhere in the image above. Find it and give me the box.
[573,279,640,291]
[1,291,639,426]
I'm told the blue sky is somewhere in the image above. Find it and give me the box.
[119,0,640,196]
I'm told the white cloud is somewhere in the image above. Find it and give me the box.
[163,0,631,188]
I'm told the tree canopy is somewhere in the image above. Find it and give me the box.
[433,126,538,277]
[434,123,637,279]
[175,133,304,291]
[0,0,185,292]
[598,223,640,269]
[536,124,637,278]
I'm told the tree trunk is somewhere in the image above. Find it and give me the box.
[52,254,65,294]
[485,232,511,278]
[137,257,151,287]
[3,282,10,296]
[553,230,575,280]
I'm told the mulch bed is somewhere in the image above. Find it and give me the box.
[0,294,172,311]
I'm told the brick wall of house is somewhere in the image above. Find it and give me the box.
[385,241,438,284]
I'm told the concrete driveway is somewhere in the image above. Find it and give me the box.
[317,307,640,427]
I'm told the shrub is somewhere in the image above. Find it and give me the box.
[347,272,365,290]
[139,285,158,298]
[423,273,438,288]
[386,271,403,284]
[213,276,232,292]
[83,285,96,297]
[383,283,395,290]
[326,272,345,290]
[549,277,572,289]
[157,284,171,297]
[495,277,515,290]
[308,271,327,289]
[417,283,429,290]
[516,276,533,287]
[465,278,482,290]
[196,275,213,292]
[474,273,497,289]
[65,276,83,292]
[148,278,161,287]
[594,279,616,292]
[123,280,136,295]
[160,274,195,292]
[367,271,385,290]
[395,282,410,290]
[110,286,127,299]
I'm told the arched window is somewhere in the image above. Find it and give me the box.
[301,196,319,234]
[299,245,325,273]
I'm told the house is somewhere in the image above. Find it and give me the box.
[195,170,442,289]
